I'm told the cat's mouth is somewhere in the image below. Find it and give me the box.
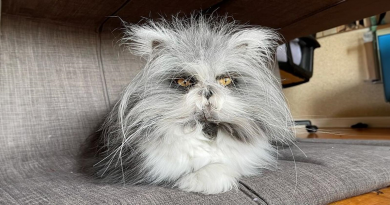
[197,110,219,138]
[200,119,248,142]
[193,110,249,142]
[190,110,247,142]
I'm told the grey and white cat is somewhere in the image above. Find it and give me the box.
[82,15,295,195]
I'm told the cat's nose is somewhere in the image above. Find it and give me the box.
[203,89,213,100]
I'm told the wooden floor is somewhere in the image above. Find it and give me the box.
[330,187,390,205]
[297,128,390,204]
[296,128,390,140]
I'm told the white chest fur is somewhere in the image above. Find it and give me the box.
[141,123,274,194]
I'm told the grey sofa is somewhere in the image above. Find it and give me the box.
[2,1,390,204]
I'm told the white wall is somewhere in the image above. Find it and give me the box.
[283,28,390,120]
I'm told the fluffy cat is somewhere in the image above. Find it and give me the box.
[82,15,295,195]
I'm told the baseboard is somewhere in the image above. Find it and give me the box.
[295,117,390,128]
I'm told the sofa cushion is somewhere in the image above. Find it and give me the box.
[1,139,390,204]
[239,139,390,204]
[0,15,108,162]
[0,153,259,205]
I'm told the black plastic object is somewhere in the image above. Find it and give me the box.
[306,125,318,133]
[294,120,312,126]
[351,122,369,129]
[279,36,321,88]
[294,120,318,133]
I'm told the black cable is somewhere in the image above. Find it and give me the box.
[97,0,132,33]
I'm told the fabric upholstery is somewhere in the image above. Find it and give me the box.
[100,28,143,106]
[240,140,390,204]
[0,15,108,161]
[298,138,390,146]
[0,154,258,204]
[2,139,390,205]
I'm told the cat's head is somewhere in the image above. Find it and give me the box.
[115,15,295,144]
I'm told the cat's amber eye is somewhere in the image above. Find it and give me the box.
[218,77,232,86]
[177,78,193,87]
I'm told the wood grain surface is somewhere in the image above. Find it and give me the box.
[330,187,390,205]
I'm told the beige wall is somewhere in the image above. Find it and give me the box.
[283,28,390,119]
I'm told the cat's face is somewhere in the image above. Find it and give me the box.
[119,17,294,144]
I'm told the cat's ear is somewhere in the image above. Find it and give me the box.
[122,24,169,59]
[229,28,280,56]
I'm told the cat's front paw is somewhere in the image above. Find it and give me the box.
[175,164,239,194]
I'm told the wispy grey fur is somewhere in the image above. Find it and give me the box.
[81,14,295,194]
